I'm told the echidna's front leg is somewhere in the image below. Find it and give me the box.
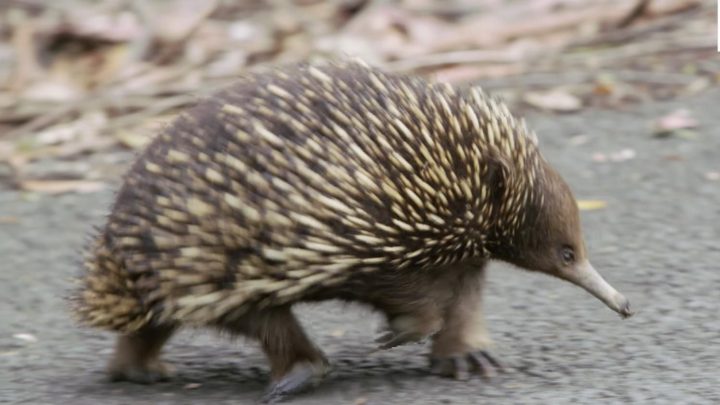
[231,306,329,402]
[430,264,504,380]
[108,324,177,383]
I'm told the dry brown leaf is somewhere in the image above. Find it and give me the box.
[593,73,618,96]
[577,200,607,211]
[20,180,106,194]
[524,89,582,112]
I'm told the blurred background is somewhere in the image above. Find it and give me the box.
[0,0,715,191]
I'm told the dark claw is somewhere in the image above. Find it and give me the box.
[451,356,469,380]
[468,351,496,377]
[477,350,505,372]
[375,331,421,350]
[430,350,504,380]
[261,361,329,404]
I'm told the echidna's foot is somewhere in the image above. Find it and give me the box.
[108,358,175,384]
[107,325,177,384]
[261,360,330,403]
[430,350,504,380]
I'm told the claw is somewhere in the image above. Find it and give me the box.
[261,361,329,403]
[468,351,496,377]
[375,330,424,350]
[477,350,505,372]
[430,350,504,380]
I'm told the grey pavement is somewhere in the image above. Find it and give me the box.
[1,90,719,404]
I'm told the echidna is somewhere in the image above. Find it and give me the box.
[74,60,632,401]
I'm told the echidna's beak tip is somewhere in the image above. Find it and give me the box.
[617,298,634,319]
[564,260,633,319]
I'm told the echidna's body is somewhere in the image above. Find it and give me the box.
[75,61,631,400]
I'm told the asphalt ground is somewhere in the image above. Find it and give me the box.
[1,90,719,404]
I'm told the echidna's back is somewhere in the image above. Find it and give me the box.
[75,61,538,332]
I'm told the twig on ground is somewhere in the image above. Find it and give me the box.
[477,69,701,90]
[616,0,651,28]
[383,50,524,73]
[101,93,196,133]
[568,3,704,48]
[560,35,714,65]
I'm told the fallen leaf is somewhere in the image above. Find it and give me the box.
[653,109,698,137]
[35,111,108,146]
[354,398,368,405]
[20,180,106,194]
[330,329,346,338]
[568,134,591,146]
[61,9,144,42]
[141,0,218,43]
[20,79,82,103]
[593,149,635,163]
[432,63,523,84]
[684,77,710,95]
[0,216,19,224]
[593,73,617,96]
[523,89,582,112]
[0,350,18,357]
[592,152,607,163]
[577,200,607,211]
[609,148,636,162]
[184,383,202,390]
[663,154,684,161]
[705,171,720,181]
[13,333,38,343]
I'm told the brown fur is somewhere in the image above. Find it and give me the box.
[217,307,327,380]
[109,324,176,383]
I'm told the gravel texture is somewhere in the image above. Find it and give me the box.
[1,90,719,404]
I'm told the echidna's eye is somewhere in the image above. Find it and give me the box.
[561,246,575,264]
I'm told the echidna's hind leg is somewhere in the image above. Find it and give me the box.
[226,306,329,402]
[108,324,177,384]
[429,262,504,380]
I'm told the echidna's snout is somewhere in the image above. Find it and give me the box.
[565,260,633,318]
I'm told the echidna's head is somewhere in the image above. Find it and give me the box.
[501,163,633,318]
